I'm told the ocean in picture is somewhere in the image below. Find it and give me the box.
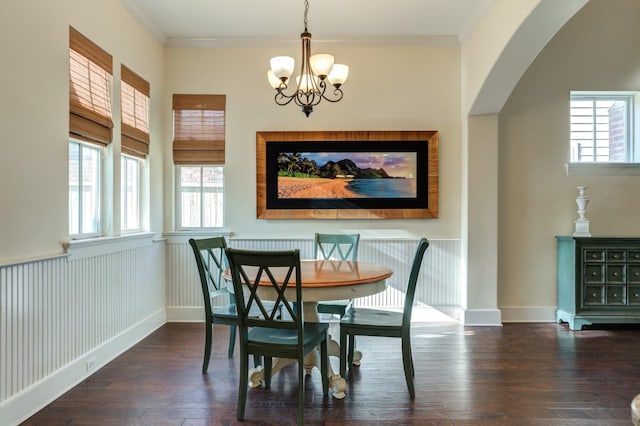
[347,178,416,198]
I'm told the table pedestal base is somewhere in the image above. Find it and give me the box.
[245,302,361,399]
[246,337,349,399]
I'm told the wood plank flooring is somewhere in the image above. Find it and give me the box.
[21,321,640,425]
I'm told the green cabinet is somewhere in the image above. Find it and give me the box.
[556,236,640,330]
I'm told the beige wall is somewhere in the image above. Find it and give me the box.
[164,44,462,238]
[1,0,608,322]
[0,0,164,262]
[498,0,640,311]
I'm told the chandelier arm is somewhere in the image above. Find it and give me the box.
[274,90,296,106]
[320,87,344,103]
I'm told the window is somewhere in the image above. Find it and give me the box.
[570,92,636,162]
[69,27,113,237]
[69,140,101,236]
[172,94,226,229]
[121,155,140,232]
[120,65,149,232]
[177,166,224,228]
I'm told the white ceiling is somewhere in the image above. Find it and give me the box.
[120,0,496,46]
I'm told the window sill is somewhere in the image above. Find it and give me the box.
[163,230,232,244]
[565,163,640,176]
[63,232,159,261]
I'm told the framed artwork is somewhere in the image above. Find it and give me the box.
[256,130,439,219]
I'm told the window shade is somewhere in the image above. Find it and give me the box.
[172,94,226,165]
[121,65,150,158]
[69,26,113,145]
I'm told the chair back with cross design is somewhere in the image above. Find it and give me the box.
[225,248,305,354]
[314,233,360,261]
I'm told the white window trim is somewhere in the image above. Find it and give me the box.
[69,138,103,239]
[121,154,142,233]
[565,162,640,176]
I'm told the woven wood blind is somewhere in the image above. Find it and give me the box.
[121,65,150,158]
[69,26,113,145]
[172,94,226,165]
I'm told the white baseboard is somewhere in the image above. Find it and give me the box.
[0,309,167,426]
[166,306,205,322]
[462,308,503,326]
[500,306,557,323]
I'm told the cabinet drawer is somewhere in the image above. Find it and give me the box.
[629,265,640,283]
[629,286,640,305]
[584,285,605,305]
[607,250,626,262]
[584,250,605,262]
[606,285,626,305]
[584,264,604,283]
[606,264,626,283]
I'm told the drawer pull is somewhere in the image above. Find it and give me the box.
[635,293,640,298]
[592,272,598,277]
[613,293,618,298]
[592,293,598,298]
[635,254,640,259]
[592,254,598,259]
[635,272,640,277]
[613,272,620,277]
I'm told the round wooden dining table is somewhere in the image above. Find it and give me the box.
[224,259,393,399]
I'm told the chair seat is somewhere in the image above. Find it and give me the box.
[211,303,238,320]
[211,302,279,321]
[317,299,352,316]
[341,307,403,329]
[248,322,330,349]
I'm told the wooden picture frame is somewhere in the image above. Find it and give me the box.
[256,130,439,219]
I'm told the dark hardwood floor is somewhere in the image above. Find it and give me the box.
[21,321,640,425]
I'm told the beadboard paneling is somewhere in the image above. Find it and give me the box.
[0,239,165,422]
[166,237,461,313]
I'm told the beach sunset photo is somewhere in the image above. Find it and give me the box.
[277,151,417,199]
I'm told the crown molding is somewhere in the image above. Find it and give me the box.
[165,35,460,48]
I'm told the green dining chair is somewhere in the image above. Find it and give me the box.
[225,247,329,426]
[189,237,239,373]
[189,237,265,374]
[314,233,360,317]
[339,237,429,397]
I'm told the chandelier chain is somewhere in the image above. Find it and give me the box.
[303,0,309,31]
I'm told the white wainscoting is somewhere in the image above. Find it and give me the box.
[165,237,462,322]
[0,236,166,426]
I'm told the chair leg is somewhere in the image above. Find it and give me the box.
[227,325,236,357]
[237,353,248,420]
[351,335,356,364]
[202,321,213,374]
[253,354,261,368]
[298,355,305,426]
[347,335,356,369]
[401,335,415,398]
[339,329,348,377]
[264,357,272,388]
[321,335,329,395]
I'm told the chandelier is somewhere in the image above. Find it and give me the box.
[267,0,349,117]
